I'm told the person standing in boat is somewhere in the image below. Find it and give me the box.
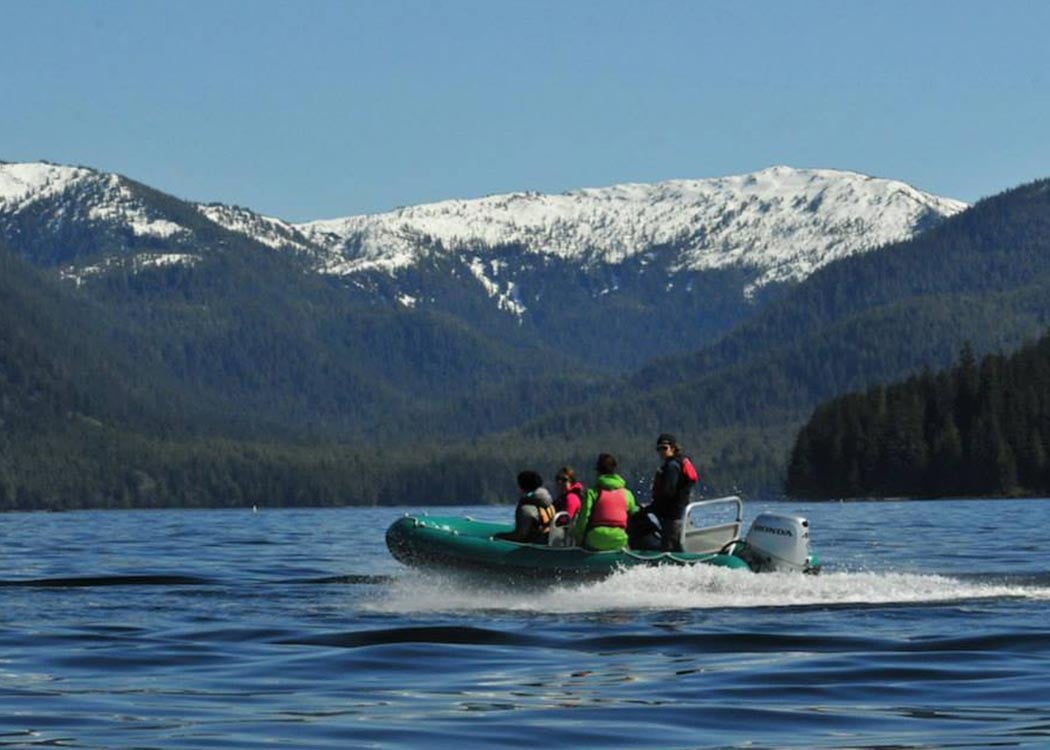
[574,453,639,551]
[648,433,699,551]
[553,467,584,522]
[495,470,556,543]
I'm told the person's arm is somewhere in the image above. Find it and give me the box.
[625,488,639,515]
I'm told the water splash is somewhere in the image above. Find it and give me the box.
[367,565,1050,615]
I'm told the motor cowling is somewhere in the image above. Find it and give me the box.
[743,513,813,573]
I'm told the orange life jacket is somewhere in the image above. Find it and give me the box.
[536,503,556,533]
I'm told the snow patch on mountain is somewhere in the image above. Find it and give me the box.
[468,257,527,316]
[88,177,188,239]
[298,167,968,296]
[197,203,316,253]
[60,252,201,286]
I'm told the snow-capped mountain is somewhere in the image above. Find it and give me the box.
[294,166,967,296]
[1,160,967,300]
[0,162,332,286]
[0,159,971,365]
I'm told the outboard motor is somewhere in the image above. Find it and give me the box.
[741,513,817,573]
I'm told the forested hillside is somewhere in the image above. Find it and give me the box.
[0,236,608,509]
[786,330,1050,499]
[0,238,201,436]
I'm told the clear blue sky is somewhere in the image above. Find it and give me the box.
[3,0,1048,221]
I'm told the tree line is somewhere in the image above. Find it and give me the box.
[786,330,1050,498]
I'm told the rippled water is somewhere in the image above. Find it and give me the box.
[2,499,1050,749]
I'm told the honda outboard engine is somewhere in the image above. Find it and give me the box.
[741,513,818,573]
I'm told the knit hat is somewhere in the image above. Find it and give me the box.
[656,433,677,447]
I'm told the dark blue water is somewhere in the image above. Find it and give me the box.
[2,499,1049,749]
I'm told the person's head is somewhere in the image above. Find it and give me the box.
[516,470,543,494]
[555,467,576,488]
[594,453,618,476]
[656,433,680,459]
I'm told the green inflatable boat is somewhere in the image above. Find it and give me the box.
[386,496,819,579]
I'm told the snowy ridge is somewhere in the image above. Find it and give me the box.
[197,203,317,254]
[298,166,968,294]
[1,161,968,305]
[0,163,319,256]
[0,161,189,241]
[0,162,93,210]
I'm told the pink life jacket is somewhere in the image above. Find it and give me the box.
[589,488,628,529]
[557,482,584,519]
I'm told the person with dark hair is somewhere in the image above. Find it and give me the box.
[553,466,584,521]
[574,453,639,551]
[648,433,699,551]
[495,470,555,543]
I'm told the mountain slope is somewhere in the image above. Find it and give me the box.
[243,165,966,366]
[0,235,212,438]
[635,177,1050,390]
[291,168,967,366]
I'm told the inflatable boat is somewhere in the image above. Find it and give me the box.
[386,496,820,580]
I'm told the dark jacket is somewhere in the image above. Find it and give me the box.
[649,456,692,521]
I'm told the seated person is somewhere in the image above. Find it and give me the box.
[574,454,639,551]
[553,467,584,522]
[495,470,555,543]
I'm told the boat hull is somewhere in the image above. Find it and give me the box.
[385,514,751,580]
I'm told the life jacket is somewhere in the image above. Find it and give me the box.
[680,455,699,486]
[536,503,557,533]
[588,487,629,529]
[555,482,584,519]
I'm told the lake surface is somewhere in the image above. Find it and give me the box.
[2,499,1049,749]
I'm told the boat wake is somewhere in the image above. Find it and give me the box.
[366,564,1050,615]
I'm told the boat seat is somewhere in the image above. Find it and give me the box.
[679,496,743,554]
[547,511,575,547]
